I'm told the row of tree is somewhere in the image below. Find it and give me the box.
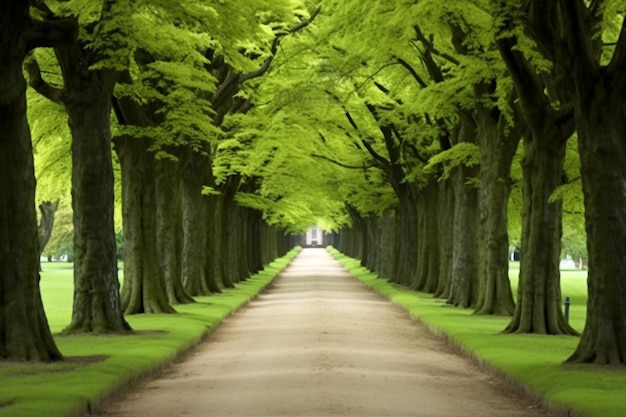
[2,0,625,367]
[0,0,316,361]
[230,0,623,365]
[317,1,625,365]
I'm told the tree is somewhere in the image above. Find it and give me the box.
[493,2,578,335]
[327,0,518,313]
[111,0,317,310]
[523,0,626,365]
[27,0,131,333]
[37,199,60,262]
[0,0,74,361]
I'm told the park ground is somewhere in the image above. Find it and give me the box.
[91,248,555,417]
[3,247,625,417]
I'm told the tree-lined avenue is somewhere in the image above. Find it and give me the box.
[93,248,553,417]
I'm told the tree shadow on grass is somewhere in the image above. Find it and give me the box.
[0,398,16,410]
[1,354,109,377]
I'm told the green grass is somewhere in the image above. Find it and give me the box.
[0,249,300,417]
[329,249,626,417]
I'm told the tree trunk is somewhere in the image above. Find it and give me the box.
[393,187,418,286]
[0,10,62,359]
[218,177,243,287]
[232,206,251,281]
[504,132,577,335]
[379,212,395,280]
[246,209,264,274]
[414,181,440,293]
[474,106,518,316]
[180,150,221,294]
[38,200,60,260]
[117,137,175,314]
[447,164,480,307]
[434,180,454,298]
[155,157,194,304]
[56,42,130,332]
[205,194,224,290]
[214,194,234,287]
[566,78,626,364]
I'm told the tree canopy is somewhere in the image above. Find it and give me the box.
[3,0,624,366]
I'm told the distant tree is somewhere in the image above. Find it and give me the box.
[38,200,60,262]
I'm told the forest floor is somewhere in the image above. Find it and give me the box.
[91,248,556,417]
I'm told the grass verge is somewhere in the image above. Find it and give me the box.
[0,247,300,417]
[328,248,626,417]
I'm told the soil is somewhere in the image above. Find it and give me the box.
[92,248,556,417]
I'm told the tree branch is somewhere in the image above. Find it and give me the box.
[344,111,360,131]
[240,6,321,84]
[495,34,549,134]
[311,154,375,170]
[556,0,598,75]
[25,55,63,104]
[361,138,391,167]
[608,17,626,74]
[413,25,460,65]
[396,57,428,88]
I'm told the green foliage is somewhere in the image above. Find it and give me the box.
[30,115,71,201]
[28,50,71,203]
[25,0,591,261]
[424,142,480,180]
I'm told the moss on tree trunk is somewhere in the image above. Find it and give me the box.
[117,137,175,315]
[566,79,626,364]
[180,151,213,296]
[435,180,455,298]
[155,157,194,304]
[64,99,130,332]
[448,163,480,308]
[474,102,518,316]
[415,182,440,293]
[392,188,418,287]
[505,132,577,335]
[0,6,63,360]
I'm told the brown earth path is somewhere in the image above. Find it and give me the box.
[93,248,554,417]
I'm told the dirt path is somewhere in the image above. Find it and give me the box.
[94,248,553,417]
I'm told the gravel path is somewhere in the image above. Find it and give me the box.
[93,248,553,417]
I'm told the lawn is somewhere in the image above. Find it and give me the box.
[329,249,625,417]
[0,248,300,417]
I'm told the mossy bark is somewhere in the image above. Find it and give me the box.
[435,180,455,299]
[505,133,577,335]
[473,102,519,316]
[180,151,212,296]
[54,42,130,333]
[155,158,194,304]
[392,187,418,287]
[566,78,626,364]
[0,8,63,359]
[117,137,175,314]
[414,182,440,293]
[447,164,480,308]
